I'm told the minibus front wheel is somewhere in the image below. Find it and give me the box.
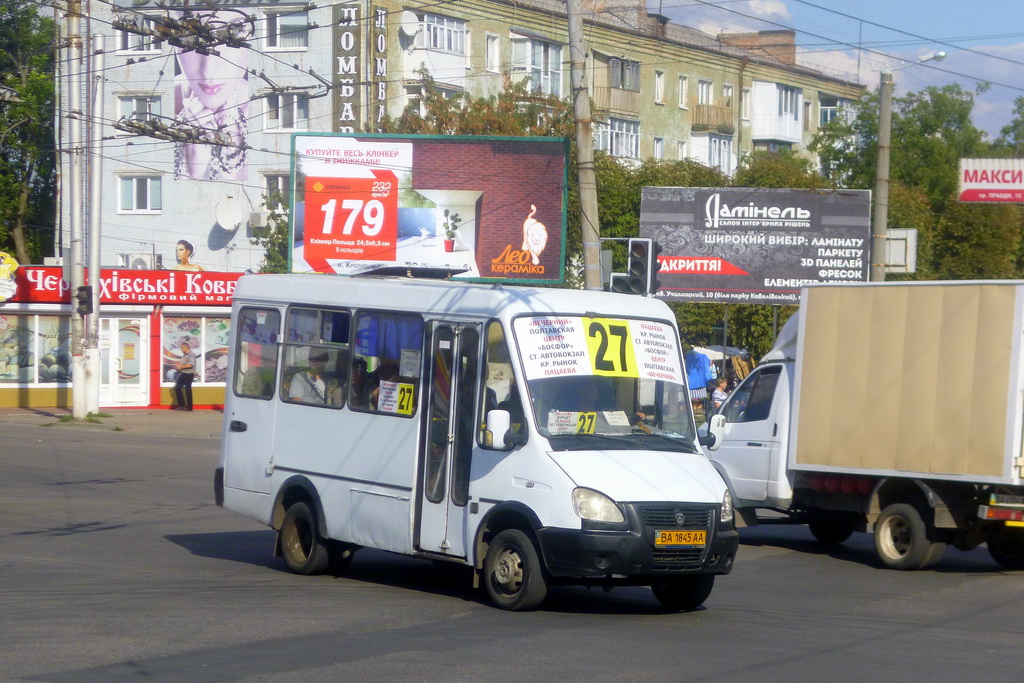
[651,574,715,611]
[483,529,548,611]
[280,502,330,575]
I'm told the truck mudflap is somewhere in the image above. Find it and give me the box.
[535,503,738,580]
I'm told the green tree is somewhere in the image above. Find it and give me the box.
[249,195,290,273]
[0,1,56,263]
[994,95,1024,156]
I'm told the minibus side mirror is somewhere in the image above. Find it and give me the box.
[485,409,525,450]
[699,413,725,451]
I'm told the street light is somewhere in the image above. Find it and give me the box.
[871,51,946,282]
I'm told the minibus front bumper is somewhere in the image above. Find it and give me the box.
[535,505,738,580]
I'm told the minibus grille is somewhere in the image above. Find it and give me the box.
[637,504,714,571]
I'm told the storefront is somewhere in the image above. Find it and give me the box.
[0,266,242,409]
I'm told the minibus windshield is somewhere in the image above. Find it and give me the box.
[511,315,697,452]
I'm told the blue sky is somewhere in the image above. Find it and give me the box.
[648,0,1024,138]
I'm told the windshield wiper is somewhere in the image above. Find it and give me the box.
[638,431,701,454]
[547,433,644,449]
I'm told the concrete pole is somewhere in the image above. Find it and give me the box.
[870,70,893,282]
[567,0,602,290]
[67,0,87,418]
[85,34,104,414]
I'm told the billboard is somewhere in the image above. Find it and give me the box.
[959,158,1024,203]
[640,187,871,304]
[291,134,568,283]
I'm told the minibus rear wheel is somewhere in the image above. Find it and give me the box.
[280,502,330,575]
[483,529,548,611]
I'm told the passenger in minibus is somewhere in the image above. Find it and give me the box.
[289,350,330,404]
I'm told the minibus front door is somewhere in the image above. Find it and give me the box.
[418,323,480,558]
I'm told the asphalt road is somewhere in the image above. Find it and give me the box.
[2,416,1022,682]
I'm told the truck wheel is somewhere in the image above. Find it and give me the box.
[483,529,548,611]
[808,517,856,545]
[651,575,715,611]
[874,503,946,570]
[988,528,1024,570]
[280,502,330,575]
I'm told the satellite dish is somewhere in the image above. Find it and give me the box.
[215,197,244,231]
[398,11,420,39]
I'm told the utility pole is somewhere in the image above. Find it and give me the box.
[871,51,945,282]
[85,34,104,414]
[566,0,602,290]
[67,0,87,419]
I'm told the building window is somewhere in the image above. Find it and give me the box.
[266,10,309,49]
[708,134,733,175]
[119,176,162,213]
[742,87,751,119]
[265,174,290,211]
[819,97,849,126]
[485,33,499,71]
[804,101,813,131]
[119,96,161,123]
[594,117,640,159]
[698,79,713,106]
[512,37,562,96]
[653,137,664,159]
[654,71,665,104]
[677,140,687,160]
[117,17,159,52]
[778,85,800,120]
[723,84,734,108]
[266,93,309,131]
[678,75,688,108]
[415,13,466,54]
[610,58,640,91]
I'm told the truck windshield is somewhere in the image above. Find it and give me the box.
[511,315,697,452]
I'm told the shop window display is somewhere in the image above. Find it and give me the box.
[0,314,72,384]
[162,315,231,384]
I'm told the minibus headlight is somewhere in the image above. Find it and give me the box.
[572,487,624,524]
[720,489,734,524]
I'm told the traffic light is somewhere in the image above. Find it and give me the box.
[75,285,93,315]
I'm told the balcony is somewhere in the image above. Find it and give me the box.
[691,103,733,129]
[592,86,640,116]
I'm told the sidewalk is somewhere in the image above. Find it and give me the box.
[0,406,224,439]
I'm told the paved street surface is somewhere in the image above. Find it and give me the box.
[1,411,1023,682]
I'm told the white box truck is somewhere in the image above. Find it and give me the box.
[705,281,1024,570]
[215,273,738,610]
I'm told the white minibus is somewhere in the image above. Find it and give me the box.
[214,273,737,610]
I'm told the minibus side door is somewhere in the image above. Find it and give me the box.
[223,306,281,495]
[418,323,480,558]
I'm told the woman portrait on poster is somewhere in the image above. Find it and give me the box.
[173,240,207,272]
[173,12,252,181]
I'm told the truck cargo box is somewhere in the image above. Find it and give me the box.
[790,281,1024,485]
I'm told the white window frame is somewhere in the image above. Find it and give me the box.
[678,75,688,109]
[723,83,734,108]
[677,140,687,160]
[653,137,664,159]
[415,13,466,54]
[117,16,160,53]
[265,93,309,131]
[742,87,752,120]
[698,79,714,106]
[485,33,500,71]
[708,134,733,175]
[594,117,640,160]
[511,37,562,97]
[778,84,800,121]
[264,174,291,212]
[118,176,162,214]
[265,9,309,50]
[118,95,161,124]
[654,71,665,104]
